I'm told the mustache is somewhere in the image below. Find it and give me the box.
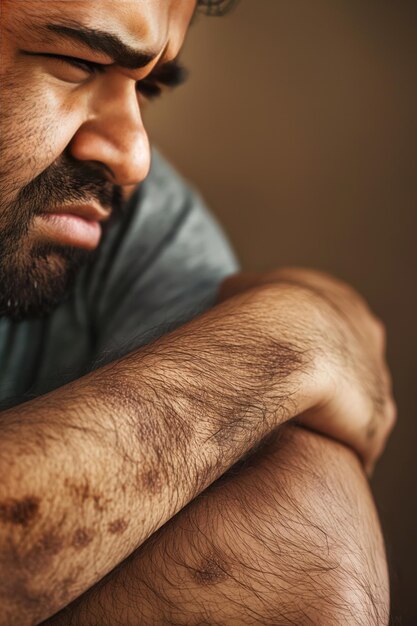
[0,155,124,253]
[18,155,123,218]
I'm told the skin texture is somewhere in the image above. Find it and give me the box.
[0,0,194,317]
[0,276,395,625]
[44,425,390,626]
[0,1,396,625]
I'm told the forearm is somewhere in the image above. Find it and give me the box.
[44,425,389,626]
[0,284,323,625]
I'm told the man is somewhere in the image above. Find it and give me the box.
[0,0,396,624]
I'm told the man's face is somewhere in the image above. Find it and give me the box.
[0,0,195,320]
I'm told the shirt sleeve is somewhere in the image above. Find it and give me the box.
[86,149,240,366]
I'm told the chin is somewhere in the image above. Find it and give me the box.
[0,244,92,321]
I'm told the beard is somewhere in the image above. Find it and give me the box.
[0,155,123,321]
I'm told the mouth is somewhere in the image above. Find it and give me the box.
[34,203,111,250]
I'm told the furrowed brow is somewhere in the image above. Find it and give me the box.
[38,22,158,70]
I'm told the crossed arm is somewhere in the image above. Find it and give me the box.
[0,270,394,625]
[44,425,389,625]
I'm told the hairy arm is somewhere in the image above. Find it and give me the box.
[44,425,390,626]
[0,276,393,625]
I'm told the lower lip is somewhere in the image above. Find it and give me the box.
[35,213,102,249]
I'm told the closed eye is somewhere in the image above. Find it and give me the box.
[22,51,189,100]
[22,51,106,75]
[55,54,106,75]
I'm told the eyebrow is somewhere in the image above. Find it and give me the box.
[38,22,159,70]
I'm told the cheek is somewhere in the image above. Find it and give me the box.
[0,73,83,200]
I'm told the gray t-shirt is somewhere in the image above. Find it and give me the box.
[0,149,239,410]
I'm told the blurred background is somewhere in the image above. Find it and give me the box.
[146,1,417,622]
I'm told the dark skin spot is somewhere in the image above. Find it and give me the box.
[26,532,64,572]
[108,518,129,535]
[64,479,91,503]
[0,497,40,526]
[71,527,94,549]
[4,579,52,613]
[64,480,110,512]
[141,468,163,495]
[192,554,229,586]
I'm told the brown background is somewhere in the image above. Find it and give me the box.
[146,1,417,623]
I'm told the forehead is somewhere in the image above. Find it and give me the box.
[4,0,195,61]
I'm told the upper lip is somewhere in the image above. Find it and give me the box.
[43,202,111,222]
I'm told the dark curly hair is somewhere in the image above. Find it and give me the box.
[197,0,238,16]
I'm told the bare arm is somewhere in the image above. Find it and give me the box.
[44,425,390,626]
[0,276,394,625]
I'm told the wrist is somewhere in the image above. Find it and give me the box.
[238,283,332,424]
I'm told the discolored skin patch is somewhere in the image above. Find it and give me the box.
[0,496,40,526]
[142,468,163,494]
[192,554,229,586]
[4,578,52,614]
[26,532,64,572]
[64,479,110,512]
[108,518,129,535]
[71,527,94,549]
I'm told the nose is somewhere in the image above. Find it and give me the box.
[69,81,151,187]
